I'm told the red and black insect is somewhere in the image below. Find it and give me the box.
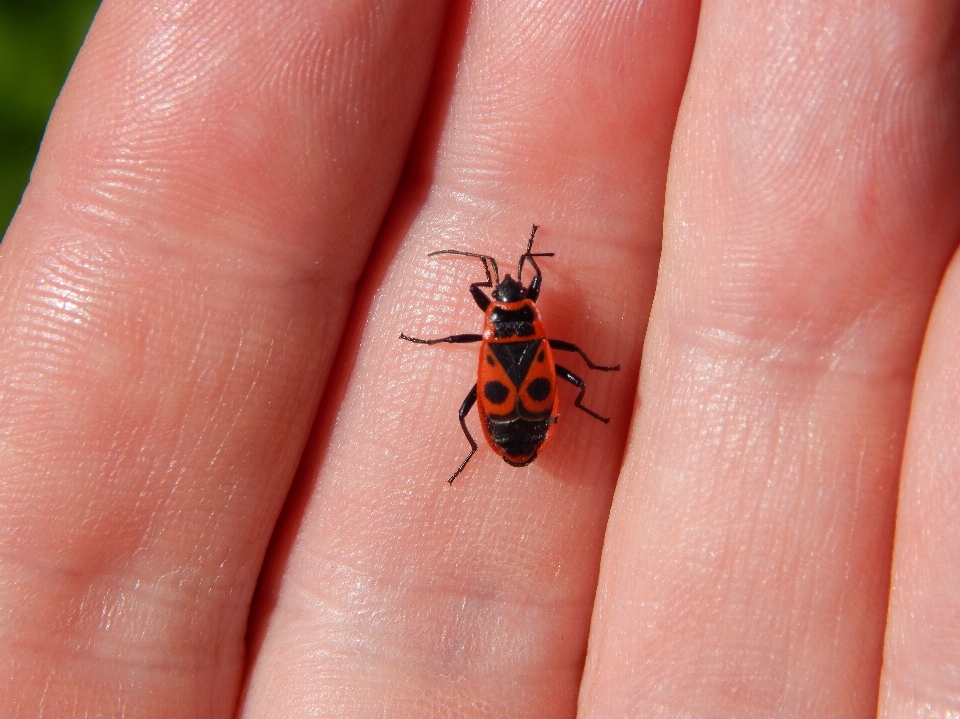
[401,225,620,484]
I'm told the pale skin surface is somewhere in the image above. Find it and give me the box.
[1,0,959,716]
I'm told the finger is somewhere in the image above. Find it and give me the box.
[240,0,700,716]
[0,0,446,714]
[880,146,960,715]
[580,0,960,716]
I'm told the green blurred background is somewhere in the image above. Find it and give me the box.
[0,0,101,236]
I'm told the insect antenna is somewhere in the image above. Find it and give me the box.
[518,224,554,284]
[429,249,500,286]
[525,224,540,254]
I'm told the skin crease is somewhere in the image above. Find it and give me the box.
[0,3,958,719]
[880,257,960,717]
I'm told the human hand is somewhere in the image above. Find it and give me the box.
[2,0,958,717]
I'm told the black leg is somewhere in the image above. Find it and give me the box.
[400,333,482,345]
[555,364,610,423]
[549,339,620,371]
[447,385,479,484]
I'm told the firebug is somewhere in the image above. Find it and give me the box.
[401,225,620,484]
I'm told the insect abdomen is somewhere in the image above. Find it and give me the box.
[484,415,555,466]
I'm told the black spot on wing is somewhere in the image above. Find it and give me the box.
[484,381,510,404]
[527,377,551,402]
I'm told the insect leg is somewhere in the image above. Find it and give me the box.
[549,339,620,371]
[447,385,479,484]
[400,333,482,345]
[555,364,610,423]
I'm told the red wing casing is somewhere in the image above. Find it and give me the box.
[476,300,559,465]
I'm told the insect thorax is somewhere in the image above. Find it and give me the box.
[486,301,538,339]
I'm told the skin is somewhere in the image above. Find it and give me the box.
[0,0,958,717]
